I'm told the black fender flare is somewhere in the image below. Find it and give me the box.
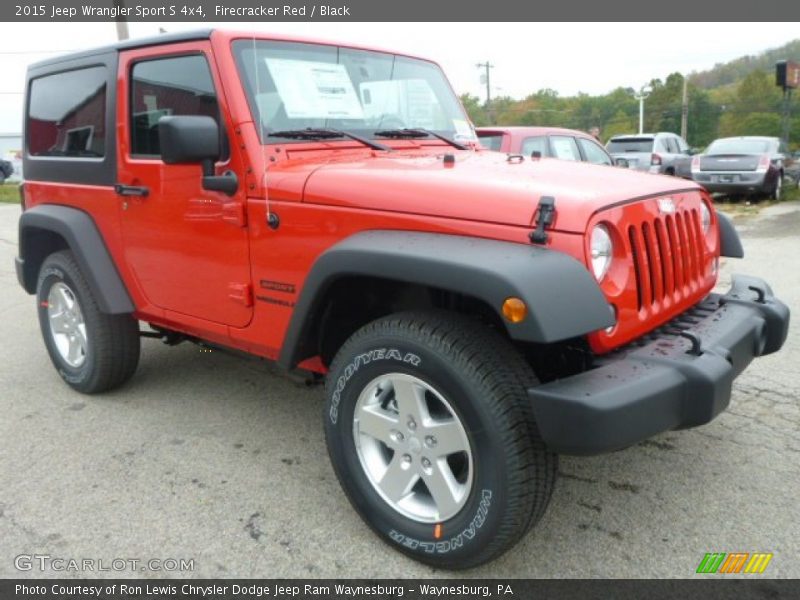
[717,212,744,258]
[278,230,614,369]
[17,204,134,314]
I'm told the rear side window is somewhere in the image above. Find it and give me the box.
[520,136,547,157]
[478,133,504,151]
[549,136,580,161]
[27,66,107,158]
[577,138,612,165]
[130,54,220,156]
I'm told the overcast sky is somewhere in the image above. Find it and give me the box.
[1,21,798,133]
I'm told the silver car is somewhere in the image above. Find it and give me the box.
[606,132,693,178]
[690,136,794,200]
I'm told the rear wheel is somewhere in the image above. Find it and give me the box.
[324,311,557,569]
[37,250,140,394]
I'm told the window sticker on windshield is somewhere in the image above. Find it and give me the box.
[265,59,364,120]
[359,79,435,128]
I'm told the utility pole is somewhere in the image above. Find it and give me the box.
[114,0,129,41]
[680,76,689,141]
[476,61,494,123]
[782,88,793,145]
[634,86,651,135]
[776,60,798,146]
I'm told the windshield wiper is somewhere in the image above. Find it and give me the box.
[267,128,392,152]
[374,128,469,150]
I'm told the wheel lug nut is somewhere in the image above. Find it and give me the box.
[401,454,412,467]
[425,435,437,448]
[421,457,431,468]
[407,418,416,430]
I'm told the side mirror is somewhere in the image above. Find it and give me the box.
[685,148,696,156]
[159,115,220,164]
[614,157,629,168]
[158,115,238,196]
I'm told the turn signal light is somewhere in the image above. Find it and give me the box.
[502,297,528,323]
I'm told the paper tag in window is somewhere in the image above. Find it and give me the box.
[265,59,364,120]
[452,119,475,140]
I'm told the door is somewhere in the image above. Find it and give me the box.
[117,42,253,327]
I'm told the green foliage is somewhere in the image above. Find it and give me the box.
[689,39,800,89]
[459,39,800,150]
[0,184,20,204]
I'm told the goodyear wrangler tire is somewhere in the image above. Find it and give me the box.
[324,311,557,569]
[36,250,140,394]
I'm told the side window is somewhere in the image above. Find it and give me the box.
[577,138,612,165]
[658,137,672,153]
[520,136,548,157]
[478,133,504,151]
[130,54,221,157]
[28,66,107,158]
[549,136,581,161]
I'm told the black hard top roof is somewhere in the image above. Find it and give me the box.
[29,29,213,70]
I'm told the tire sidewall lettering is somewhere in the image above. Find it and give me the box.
[388,489,493,554]
[329,347,421,424]
[325,334,506,562]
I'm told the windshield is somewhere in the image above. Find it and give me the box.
[606,138,654,154]
[233,40,474,143]
[706,138,773,155]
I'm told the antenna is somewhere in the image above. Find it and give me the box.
[251,35,272,221]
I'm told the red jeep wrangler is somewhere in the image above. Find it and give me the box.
[16,30,789,568]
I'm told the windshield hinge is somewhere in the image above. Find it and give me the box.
[530,196,556,245]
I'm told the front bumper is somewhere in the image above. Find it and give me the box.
[529,275,789,455]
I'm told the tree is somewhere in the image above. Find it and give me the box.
[459,94,487,126]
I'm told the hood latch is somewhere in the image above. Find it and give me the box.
[530,196,556,244]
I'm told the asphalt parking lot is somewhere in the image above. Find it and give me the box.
[0,201,798,579]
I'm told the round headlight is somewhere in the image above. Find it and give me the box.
[700,202,711,234]
[590,224,613,281]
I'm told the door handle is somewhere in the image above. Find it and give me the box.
[115,184,149,197]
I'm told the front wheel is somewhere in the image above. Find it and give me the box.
[324,311,557,569]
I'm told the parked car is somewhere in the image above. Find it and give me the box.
[690,136,795,200]
[606,132,693,177]
[477,126,617,166]
[0,158,13,184]
[16,29,789,569]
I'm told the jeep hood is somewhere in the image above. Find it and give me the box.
[301,151,702,233]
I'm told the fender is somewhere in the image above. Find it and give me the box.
[16,204,134,314]
[278,230,614,369]
[717,212,744,258]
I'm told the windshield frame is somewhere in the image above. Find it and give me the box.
[231,39,472,145]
